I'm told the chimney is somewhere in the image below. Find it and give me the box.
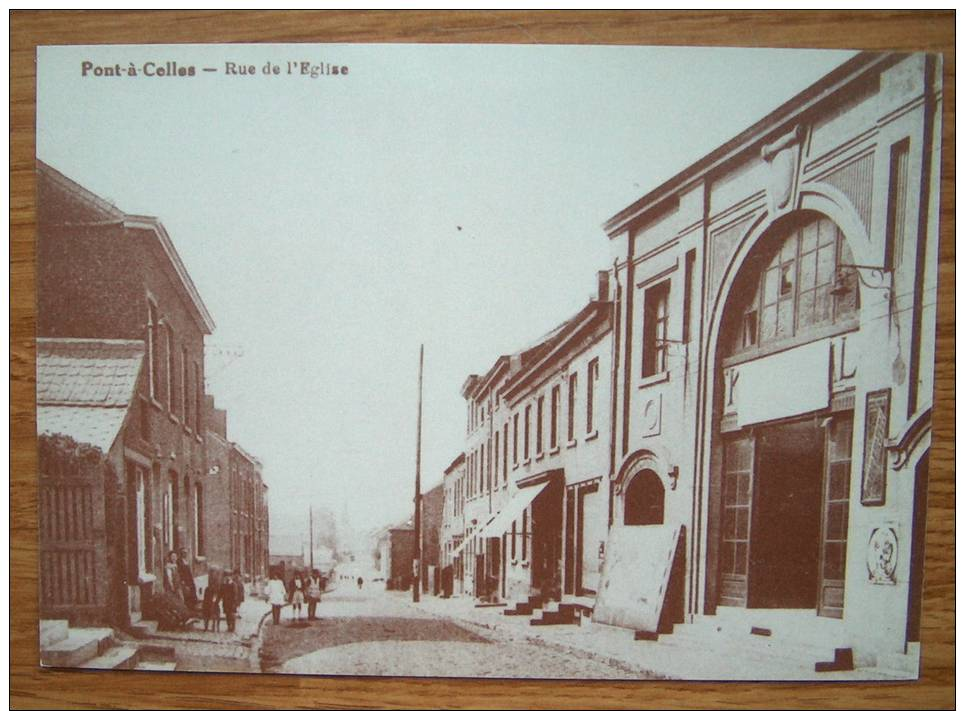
[596,270,609,301]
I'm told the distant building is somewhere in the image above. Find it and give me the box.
[454,272,613,603]
[375,526,416,591]
[440,454,466,596]
[203,397,269,583]
[419,482,444,595]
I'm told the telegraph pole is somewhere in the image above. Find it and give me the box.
[413,344,424,603]
[309,506,314,572]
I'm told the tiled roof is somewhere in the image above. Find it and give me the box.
[37,338,144,406]
[37,406,130,453]
[36,338,144,452]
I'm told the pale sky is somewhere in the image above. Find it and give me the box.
[36,43,856,542]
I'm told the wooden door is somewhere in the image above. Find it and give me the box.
[817,414,853,618]
[38,437,109,622]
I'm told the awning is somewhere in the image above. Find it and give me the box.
[452,516,493,558]
[476,481,549,540]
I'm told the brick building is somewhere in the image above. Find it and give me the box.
[203,397,269,583]
[36,160,215,626]
[419,481,444,594]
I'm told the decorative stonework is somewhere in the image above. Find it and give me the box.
[819,152,875,236]
[866,527,898,585]
[761,124,806,218]
[708,214,756,312]
[641,394,662,437]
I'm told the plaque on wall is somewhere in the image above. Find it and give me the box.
[861,389,891,506]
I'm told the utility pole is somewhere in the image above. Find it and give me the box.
[309,506,314,572]
[413,344,424,603]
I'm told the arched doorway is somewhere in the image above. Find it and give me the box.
[711,210,860,617]
[624,469,665,525]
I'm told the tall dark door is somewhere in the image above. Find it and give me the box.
[531,480,563,600]
[748,418,824,609]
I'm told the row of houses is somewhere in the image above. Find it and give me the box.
[36,160,269,628]
[437,52,940,668]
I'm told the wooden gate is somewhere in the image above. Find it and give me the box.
[38,435,109,623]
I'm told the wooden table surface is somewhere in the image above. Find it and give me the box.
[10,10,955,710]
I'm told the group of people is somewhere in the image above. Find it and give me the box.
[162,548,247,633]
[266,570,327,624]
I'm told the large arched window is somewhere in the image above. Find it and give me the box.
[624,469,665,525]
[723,211,859,358]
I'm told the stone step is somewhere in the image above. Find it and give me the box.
[79,644,140,670]
[39,619,69,647]
[41,628,113,668]
[129,619,159,639]
[135,660,178,672]
[648,622,840,668]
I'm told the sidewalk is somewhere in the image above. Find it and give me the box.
[396,593,907,681]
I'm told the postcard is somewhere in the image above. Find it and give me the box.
[35,43,941,680]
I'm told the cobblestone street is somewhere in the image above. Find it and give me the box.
[259,582,642,679]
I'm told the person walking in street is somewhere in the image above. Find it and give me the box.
[202,565,222,632]
[232,569,246,626]
[291,575,305,620]
[268,572,287,625]
[177,548,198,611]
[357,575,364,590]
[306,572,321,620]
[220,570,239,633]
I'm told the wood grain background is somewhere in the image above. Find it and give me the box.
[10,10,955,710]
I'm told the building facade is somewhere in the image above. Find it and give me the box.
[37,160,215,625]
[36,160,269,628]
[452,273,613,605]
[440,454,466,596]
[601,52,939,666]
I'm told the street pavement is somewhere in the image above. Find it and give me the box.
[263,579,643,679]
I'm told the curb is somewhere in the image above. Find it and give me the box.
[409,600,663,679]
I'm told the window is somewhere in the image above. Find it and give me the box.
[586,358,599,434]
[135,467,147,575]
[163,475,173,549]
[147,301,160,400]
[522,509,529,560]
[642,281,670,377]
[550,385,560,449]
[479,445,484,492]
[885,139,910,272]
[502,423,509,483]
[524,405,531,461]
[536,396,544,455]
[194,362,203,433]
[683,249,696,344]
[733,213,858,356]
[166,326,176,415]
[494,430,500,484]
[624,469,665,525]
[511,520,517,559]
[181,347,189,429]
[513,413,519,465]
[567,372,578,442]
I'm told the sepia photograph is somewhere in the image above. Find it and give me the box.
[33,41,942,682]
